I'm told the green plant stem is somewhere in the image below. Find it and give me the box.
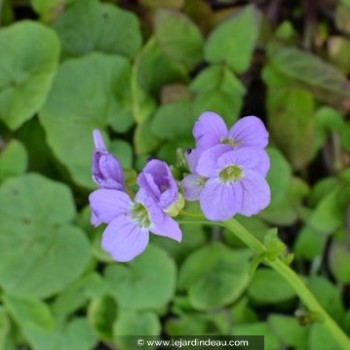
[222,218,350,349]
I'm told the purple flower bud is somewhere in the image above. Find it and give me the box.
[137,159,179,210]
[92,129,125,190]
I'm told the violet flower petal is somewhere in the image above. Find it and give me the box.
[101,215,149,262]
[227,116,268,149]
[199,178,241,221]
[238,169,271,216]
[182,174,205,201]
[151,212,182,242]
[193,112,228,150]
[89,189,131,224]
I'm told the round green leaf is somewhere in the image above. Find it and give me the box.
[87,296,117,341]
[0,174,91,298]
[52,0,141,59]
[0,139,28,182]
[151,101,195,140]
[114,311,160,350]
[0,21,60,130]
[266,147,291,205]
[155,9,204,70]
[329,241,350,283]
[205,6,260,73]
[105,244,176,311]
[39,52,133,188]
[247,268,296,304]
[178,243,251,310]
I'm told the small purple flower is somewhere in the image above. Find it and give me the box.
[195,147,270,221]
[92,129,125,190]
[137,159,179,210]
[181,148,207,201]
[89,188,182,262]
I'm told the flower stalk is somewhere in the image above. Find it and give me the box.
[222,218,350,349]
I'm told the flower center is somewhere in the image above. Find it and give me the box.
[130,203,151,228]
[219,165,243,183]
[220,137,241,147]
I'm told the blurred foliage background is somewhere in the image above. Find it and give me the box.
[1,0,350,349]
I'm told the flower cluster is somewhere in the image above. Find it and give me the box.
[89,112,271,262]
[89,130,182,262]
[182,112,270,221]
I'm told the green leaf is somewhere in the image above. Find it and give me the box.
[205,6,260,73]
[232,323,280,350]
[39,52,133,188]
[87,296,117,342]
[114,311,160,350]
[329,241,350,283]
[328,36,350,74]
[3,295,54,331]
[166,311,228,336]
[105,244,176,311]
[247,268,296,304]
[151,100,195,140]
[52,0,141,59]
[265,147,291,205]
[153,223,206,265]
[341,122,350,152]
[308,323,341,350]
[335,3,350,34]
[0,21,60,130]
[260,177,309,226]
[268,314,308,348]
[155,9,204,70]
[29,318,97,350]
[134,119,160,155]
[307,186,344,234]
[0,174,90,298]
[178,243,251,310]
[139,0,184,9]
[267,86,315,169]
[135,38,187,97]
[109,140,133,168]
[190,64,245,124]
[31,0,71,22]
[0,306,14,350]
[52,273,108,324]
[294,226,327,260]
[0,140,28,182]
[308,276,345,322]
[269,46,350,107]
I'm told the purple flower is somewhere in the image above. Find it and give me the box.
[195,147,270,221]
[89,188,182,262]
[137,159,179,210]
[92,129,125,190]
[193,112,270,176]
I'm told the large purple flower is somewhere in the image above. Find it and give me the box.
[89,188,182,262]
[137,159,179,210]
[196,147,270,221]
[92,129,125,190]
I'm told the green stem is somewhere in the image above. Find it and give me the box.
[222,218,350,349]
